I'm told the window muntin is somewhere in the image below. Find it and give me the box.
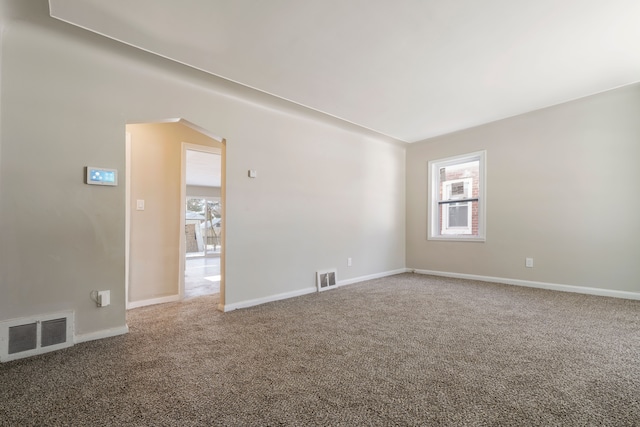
[428,151,486,241]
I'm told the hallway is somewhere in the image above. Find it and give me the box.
[185,257,220,299]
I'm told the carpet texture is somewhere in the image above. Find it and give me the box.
[1,273,639,426]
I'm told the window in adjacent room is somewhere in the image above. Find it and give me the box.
[428,151,486,241]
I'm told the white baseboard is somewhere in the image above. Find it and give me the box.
[220,287,317,312]
[127,294,180,309]
[338,268,411,287]
[220,268,411,312]
[74,324,129,344]
[413,269,640,301]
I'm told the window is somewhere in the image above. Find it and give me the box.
[442,178,472,235]
[428,151,486,241]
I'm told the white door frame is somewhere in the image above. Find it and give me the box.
[125,132,132,309]
[179,143,223,300]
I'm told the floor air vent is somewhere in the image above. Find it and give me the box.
[1,311,74,362]
[317,269,338,292]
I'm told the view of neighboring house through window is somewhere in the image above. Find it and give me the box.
[428,151,486,241]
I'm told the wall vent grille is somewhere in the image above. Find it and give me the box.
[1,311,74,362]
[317,269,338,292]
[8,323,37,354]
[41,318,68,347]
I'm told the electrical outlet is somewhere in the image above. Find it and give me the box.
[347,257,352,267]
[525,258,534,268]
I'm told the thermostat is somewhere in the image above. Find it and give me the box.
[86,167,118,186]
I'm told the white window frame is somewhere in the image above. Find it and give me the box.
[428,151,486,242]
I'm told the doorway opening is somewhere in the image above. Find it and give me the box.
[183,148,222,299]
[125,119,226,310]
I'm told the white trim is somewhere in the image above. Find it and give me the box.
[413,269,640,300]
[220,287,317,312]
[427,236,486,242]
[127,294,180,309]
[338,268,411,287]
[74,324,129,344]
[125,132,132,309]
[219,268,411,312]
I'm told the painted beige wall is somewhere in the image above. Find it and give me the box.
[407,83,640,293]
[127,122,222,303]
[0,1,405,338]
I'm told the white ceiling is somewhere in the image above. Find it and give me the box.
[49,0,640,143]
[186,150,221,188]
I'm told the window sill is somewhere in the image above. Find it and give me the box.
[428,236,486,242]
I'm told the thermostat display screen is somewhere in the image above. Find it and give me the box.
[86,167,118,186]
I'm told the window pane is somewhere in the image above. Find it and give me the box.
[438,201,477,235]
[448,204,468,227]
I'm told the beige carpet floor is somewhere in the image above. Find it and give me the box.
[1,273,639,426]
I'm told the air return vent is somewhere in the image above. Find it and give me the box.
[1,311,74,362]
[317,269,338,292]
[8,323,37,354]
[41,318,68,347]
